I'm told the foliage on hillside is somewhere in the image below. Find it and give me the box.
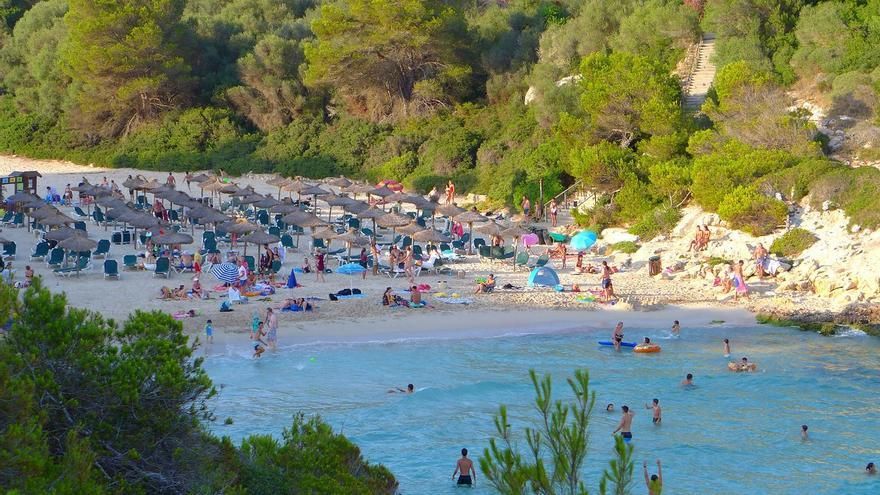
[0,0,879,231]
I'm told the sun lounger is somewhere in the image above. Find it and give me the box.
[103,259,119,279]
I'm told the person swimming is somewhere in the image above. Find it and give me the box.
[866,462,877,475]
[729,357,758,372]
[646,398,662,424]
[389,384,415,394]
[606,403,615,412]
[681,373,694,386]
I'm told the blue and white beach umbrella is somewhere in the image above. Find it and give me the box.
[210,262,239,284]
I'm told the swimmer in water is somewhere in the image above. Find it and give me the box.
[671,320,680,336]
[644,460,662,495]
[681,373,694,386]
[801,424,809,440]
[867,462,877,475]
[452,448,476,486]
[723,338,731,357]
[645,398,661,424]
[729,357,758,372]
[389,384,415,394]
[612,405,634,442]
[606,403,615,412]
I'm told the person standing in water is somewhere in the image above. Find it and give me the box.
[452,448,476,486]
[265,308,278,350]
[801,424,809,441]
[671,320,680,337]
[645,399,662,424]
[612,405,634,442]
[644,460,662,495]
[723,338,731,357]
[681,373,694,386]
[611,321,624,351]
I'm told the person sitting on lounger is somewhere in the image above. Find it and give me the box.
[475,274,496,294]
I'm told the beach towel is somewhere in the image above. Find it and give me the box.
[762,258,783,275]
[436,297,473,305]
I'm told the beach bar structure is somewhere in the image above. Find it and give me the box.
[1,171,42,198]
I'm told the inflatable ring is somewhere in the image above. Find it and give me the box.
[633,344,661,353]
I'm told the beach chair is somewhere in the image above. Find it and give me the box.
[313,238,326,251]
[73,221,87,231]
[92,209,105,225]
[123,254,138,270]
[348,218,360,230]
[451,240,464,250]
[168,209,179,222]
[92,239,110,259]
[54,256,90,277]
[473,238,486,251]
[2,242,16,259]
[31,242,49,261]
[268,226,280,237]
[401,236,412,248]
[11,212,24,228]
[361,228,373,238]
[527,254,550,269]
[460,233,471,245]
[73,206,89,218]
[103,259,119,279]
[281,234,294,251]
[514,251,530,270]
[270,260,282,274]
[136,195,148,209]
[244,255,256,273]
[440,242,451,252]
[46,248,64,267]
[153,257,170,278]
[203,238,217,253]
[478,245,492,260]
[412,245,423,258]
[0,211,12,224]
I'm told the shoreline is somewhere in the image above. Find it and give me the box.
[198,305,759,349]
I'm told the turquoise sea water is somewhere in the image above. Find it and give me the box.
[204,320,880,495]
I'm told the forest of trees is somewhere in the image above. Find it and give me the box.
[1,0,879,234]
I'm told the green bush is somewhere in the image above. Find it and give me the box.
[717,186,788,236]
[756,158,838,200]
[808,166,880,228]
[610,241,639,254]
[769,228,818,257]
[629,205,681,240]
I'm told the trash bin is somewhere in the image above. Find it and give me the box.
[648,256,662,276]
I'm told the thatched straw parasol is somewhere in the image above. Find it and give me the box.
[454,210,488,254]
[240,231,281,259]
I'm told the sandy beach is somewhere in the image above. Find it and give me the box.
[3,154,876,348]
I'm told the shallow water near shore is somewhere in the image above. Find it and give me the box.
[204,318,880,494]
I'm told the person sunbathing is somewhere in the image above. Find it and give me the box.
[475,274,496,294]
[280,297,313,312]
[191,278,202,299]
[173,285,187,299]
[160,286,175,299]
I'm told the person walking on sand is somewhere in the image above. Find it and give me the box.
[754,243,768,278]
[611,321,624,351]
[733,260,749,300]
[166,172,176,187]
[359,247,368,280]
[204,319,214,344]
[315,252,326,283]
[370,242,380,276]
[645,399,662,424]
[601,261,615,302]
[549,199,558,226]
[265,308,278,350]
[612,405,634,443]
[521,196,531,218]
[452,448,476,487]
[403,246,415,284]
[644,460,662,495]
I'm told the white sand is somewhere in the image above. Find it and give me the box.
[3,153,866,350]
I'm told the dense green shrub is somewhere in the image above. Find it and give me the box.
[756,158,838,200]
[610,241,639,254]
[717,186,788,236]
[808,166,880,228]
[770,228,818,257]
[629,205,681,240]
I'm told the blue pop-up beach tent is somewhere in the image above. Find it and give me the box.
[527,266,560,287]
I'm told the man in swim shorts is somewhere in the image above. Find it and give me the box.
[612,405,634,442]
[452,448,476,486]
[645,398,661,424]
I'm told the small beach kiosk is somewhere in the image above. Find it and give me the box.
[0,170,41,199]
